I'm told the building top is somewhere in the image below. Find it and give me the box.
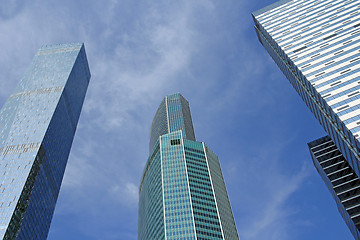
[14,43,90,94]
[252,0,293,17]
[308,136,331,149]
[36,43,84,55]
[149,93,196,153]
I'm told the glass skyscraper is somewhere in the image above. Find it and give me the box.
[139,93,239,240]
[253,0,360,238]
[0,43,90,239]
[309,136,360,239]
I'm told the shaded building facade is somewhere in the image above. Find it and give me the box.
[139,93,239,240]
[0,43,90,239]
[253,0,360,238]
[309,136,360,239]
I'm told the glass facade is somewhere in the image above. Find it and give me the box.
[0,43,90,239]
[149,93,196,153]
[138,141,164,239]
[253,0,360,238]
[139,94,239,239]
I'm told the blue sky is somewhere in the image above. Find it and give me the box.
[0,0,354,239]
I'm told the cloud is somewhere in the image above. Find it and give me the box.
[0,0,26,20]
[77,1,206,137]
[50,1,222,232]
[240,164,309,240]
[219,125,314,240]
[109,182,138,207]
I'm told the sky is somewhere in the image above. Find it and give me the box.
[0,0,355,239]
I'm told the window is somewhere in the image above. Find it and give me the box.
[293,46,307,53]
[170,139,180,145]
[323,33,337,40]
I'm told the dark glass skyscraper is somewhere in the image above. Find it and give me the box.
[309,136,360,239]
[253,0,360,238]
[0,43,90,239]
[139,93,239,240]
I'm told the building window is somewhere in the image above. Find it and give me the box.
[170,139,181,145]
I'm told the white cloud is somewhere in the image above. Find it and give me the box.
[109,182,138,207]
[55,0,221,221]
[240,164,309,240]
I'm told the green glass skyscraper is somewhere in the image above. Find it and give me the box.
[0,43,90,239]
[139,93,239,240]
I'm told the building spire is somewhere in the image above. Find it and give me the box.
[149,93,196,153]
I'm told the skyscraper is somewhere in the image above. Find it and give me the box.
[0,43,90,239]
[308,136,360,239]
[139,93,239,240]
[253,0,360,238]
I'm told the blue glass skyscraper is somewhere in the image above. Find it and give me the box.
[253,0,360,238]
[139,93,239,240]
[0,43,90,239]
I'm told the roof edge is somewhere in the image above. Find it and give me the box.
[252,0,293,17]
